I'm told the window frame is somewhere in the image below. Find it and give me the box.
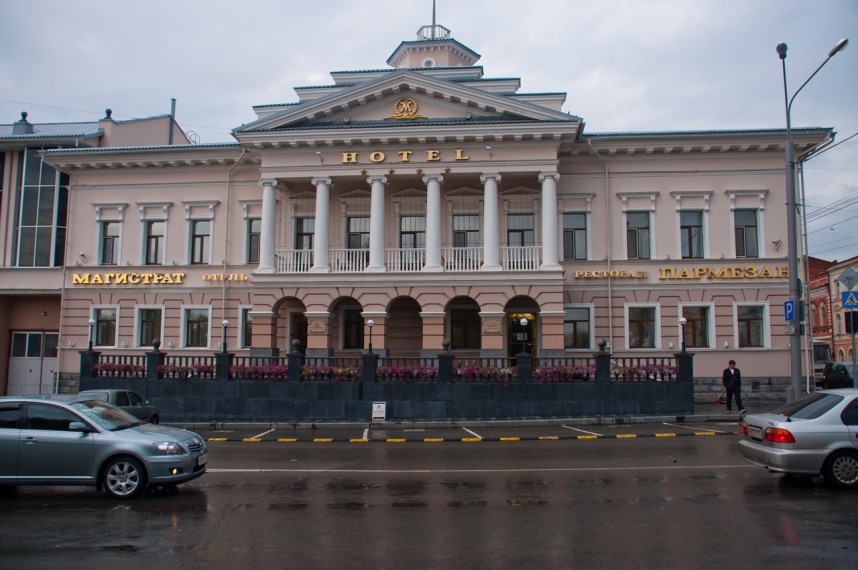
[733,208,760,258]
[91,305,119,348]
[734,302,769,349]
[239,306,253,349]
[135,305,164,348]
[341,307,364,351]
[563,304,594,350]
[678,303,714,349]
[562,212,589,261]
[189,219,211,265]
[625,211,652,260]
[625,303,660,350]
[679,210,704,260]
[181,306,211,349]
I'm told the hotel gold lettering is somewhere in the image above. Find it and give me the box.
[342,148,470,164]
[72,272,186,285]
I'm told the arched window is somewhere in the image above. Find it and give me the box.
[836,313,843,334]
[819,302,827,328]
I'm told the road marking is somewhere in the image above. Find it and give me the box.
[251,428,276,439]
[386,438,406,443]
[350,438,369,443]
[423,438,444,442]
[500,437,520,441]
[207,464,755,475]
[313,438,333,442]
[462,437,482,442]
[616,434,637,439]
[362,428,370,440]
[277,438,297,442]
[462,427,483,439]
[562,425,603,436]
[662,422,724,434]
[654,433,677,437]
[242,438,262,442]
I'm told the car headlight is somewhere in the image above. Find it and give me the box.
[153,441,187,455]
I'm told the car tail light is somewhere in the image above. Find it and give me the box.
[764,427,796,444]
[741,422,749,435]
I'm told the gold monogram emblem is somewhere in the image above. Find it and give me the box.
[387,97,426,120]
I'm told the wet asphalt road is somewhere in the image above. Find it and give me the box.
[2,418,857,570]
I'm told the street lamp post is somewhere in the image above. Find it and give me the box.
[367,319,374,354]
[221,319,229,352]
[777,38,848,401]
[87,318,96,351]
[519,318,529,355]
[679,317,688,354]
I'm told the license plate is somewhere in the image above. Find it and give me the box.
[197,453,208,466]
[748,426,762,440]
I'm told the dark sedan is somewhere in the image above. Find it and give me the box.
[77,389,159,424]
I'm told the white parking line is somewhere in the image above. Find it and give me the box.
[462,427,483,439]
[250,428,276,439]
[561,425,603,436]
[661,422,729,434]
[363,428,369,440]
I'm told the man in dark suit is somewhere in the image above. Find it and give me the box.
[722,359,745,413]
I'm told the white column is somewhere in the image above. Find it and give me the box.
[366,175,387,272]
[257,178,278,274]
[539,171,561,270]
[480,173,502,271]
[310,177,331,273]
[422,174,444,272]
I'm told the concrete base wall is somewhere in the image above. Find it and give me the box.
[80,377,693,422]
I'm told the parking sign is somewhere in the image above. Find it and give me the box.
[784,300,796,322]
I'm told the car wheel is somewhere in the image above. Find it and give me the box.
[822,451,858,489]
[149,414,160,424]
[102,457,147,499]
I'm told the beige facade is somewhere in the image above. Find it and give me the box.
[1,24,835,394]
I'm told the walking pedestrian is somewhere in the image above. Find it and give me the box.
[722,359,745,413]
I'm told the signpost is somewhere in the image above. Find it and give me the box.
[838,268,858,385]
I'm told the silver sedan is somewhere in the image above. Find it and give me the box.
[738,389,858,488]
[0,396,207,498]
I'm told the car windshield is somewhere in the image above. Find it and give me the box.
[77,391,109,402]
[70,399,143,430]
[774,392,843,420]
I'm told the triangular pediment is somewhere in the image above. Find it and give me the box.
[235,70,578,135]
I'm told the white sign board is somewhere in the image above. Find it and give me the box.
[372,401,387,422]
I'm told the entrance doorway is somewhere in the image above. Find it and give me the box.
[7,331,59,395]
[289,312,308,353]
[506,313,536,358]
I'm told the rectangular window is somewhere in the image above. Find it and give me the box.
[564,307,591,349]
[94,308,117,347]
[626,212,651,260]
[628,306,656,348]
[681,306,710,348]
[15,147,67,268]
[450,308,481,350]
[342,308,364,350]
[294,217,315,250]
[562,213,587,260]
[734,209,759,258]
[247,218,261,264]
[240,307,253,348]
[400,216,426,249]
[145,221,165,265]
[137,308,162,347]
[453,215,480,248]
[184,308,209,348]
[738,305,765,348]
[507,214,534,246]
[680,211,703,259]
[100,221,120,265]
[347,217,370,250]
[191,220,210,265]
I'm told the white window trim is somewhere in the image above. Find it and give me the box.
[670,192,711,261]
[93,203,127,266]
[564,303,595,351]
[138,202,172,265]
[133,305,165,348]
[91,305,120,348]
[727,190,767,259]
[624,303,661,350]
[181,305,212,349]
[733,302,770,349]
[618,192,658,260]
[184,200,218,265]
[561,210,591,261]
[678,302,716,350]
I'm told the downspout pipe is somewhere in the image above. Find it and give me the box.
[587,139,613,351]
[221,148,248,333]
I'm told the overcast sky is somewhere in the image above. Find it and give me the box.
[2,0,856,262]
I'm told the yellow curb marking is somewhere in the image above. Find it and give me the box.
[616,434,637,439]
[423,438,445,442]
[577,435,598,440]
[462,437,482,442]
[313,438,333,442]
[386,438,406,443]
[350,438,369,443]
[655,433,677,437]
[539,436,559,440]
[277,438,298,442]
[500,437,520,441]
[208,437,227,442]
[694,432,716,436]
[242,438,262,442]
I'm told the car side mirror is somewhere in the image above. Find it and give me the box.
[69,422,92,433]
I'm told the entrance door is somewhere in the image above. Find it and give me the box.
[507,313,536,358]
[7,332,59,395]
[289,313,308,354]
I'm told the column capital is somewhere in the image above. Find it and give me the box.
[538,171,560,183]
[480,173,502,184]
[422,174,444,185]
[311,177,332,187]
[259,178,279,188]
[366,175,388,185]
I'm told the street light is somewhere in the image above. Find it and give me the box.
[87,318,96,351]
[678,317,688,354]
[367,319,375,354]
[778,38,848,401]
[221,319,229,352]
[519,318,529,355]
